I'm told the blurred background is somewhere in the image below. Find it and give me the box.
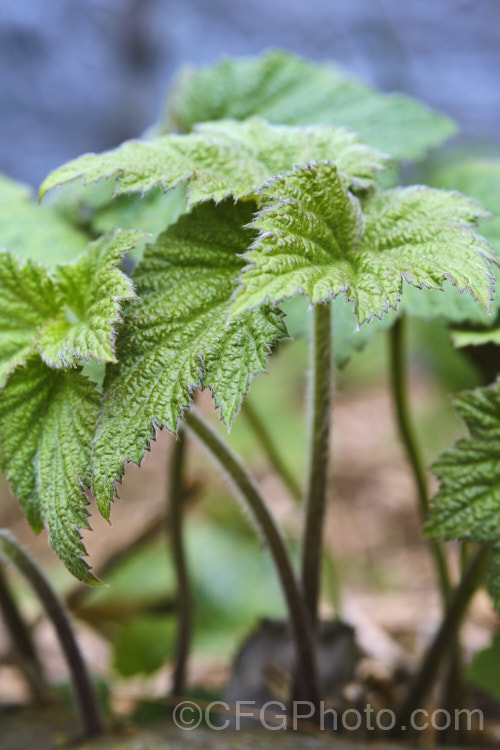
[0,0,500,744]
[1,0,499,186]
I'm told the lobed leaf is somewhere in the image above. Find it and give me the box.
[0,358,100,582]
[163,49,457,160]
[430,159,500,347]
[425,381,500,543]
[232,164,494,324]
[0,254,58,388]
[39,118,390,206]
[92,200,288,515]
[431,160,500,251]
[425,381,500,606]
[0,232,137,383]
[39,231,137,368]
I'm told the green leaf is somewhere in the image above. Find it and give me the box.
[430,160,500,347]
[39,118,389,206]
[466,628,500,699]
[92,200,287,515]
[162,49,457,160]
[431,160,500,251]
[39,231,137,368]
[425,380,500,544]
[0,232,137,383]
[233,164,494,324]
[113,615,177,676]
[0,358,100,582]
[92,184,188,264]
[0,174,88,266]
[0,253,59,388]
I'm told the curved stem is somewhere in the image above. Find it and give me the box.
[168,428,193,698]
[301,301,333,628]
[389,315,452,602]
[392,543,491,736]
[184,409,319,707]
[0,562,48,701]
[242,400,302,502]
[0,530,102,737]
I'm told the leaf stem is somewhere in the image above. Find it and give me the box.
[168,428,193,698]
[389,315,452,602]
[242,384,341,615]
[392,543,491,736]
[184,409,320,706]
[0,530,102,737]
[301,301,333,628]
[242,399,302,502]
[0,562,48,701]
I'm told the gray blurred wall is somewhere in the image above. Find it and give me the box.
[1,0,498,186]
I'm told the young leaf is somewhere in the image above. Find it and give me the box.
[92,200,287,515]
[0,232,137,382]
[39,231,137,368]
[425,381,500,543]
[39,118,389,206]
[0,358,100,582]
[163,49,457,160]
[425,381,500,608]
[232,164,494,324]
[0,174,87,267]
[0,253,59,387]
[431,160,500,251]
[430,159,500,347]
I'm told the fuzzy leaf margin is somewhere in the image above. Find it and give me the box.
[92,200,288,516]
[39,118,390,206]
[0,231,138,385]
[0,358,101,583]
[232,164,495,324]
[425,380,500,608]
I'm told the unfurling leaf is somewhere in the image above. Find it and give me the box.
[163,49,456,160]
[232,163,494,324]
[426,382,500,543]
[92,200,287,515]
[0,358,100,582]
[39,231,137,367]
[39,118,389,206]
[425,381,500,608]
[0,254,58,388]
[431,159,500,347]
[0,231,137,384]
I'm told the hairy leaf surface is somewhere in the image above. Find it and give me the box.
[426,381,500,542]
[0,174,87,266]
[0,358,100,582]
[39,231,137,367]
[0,254,58,387]
[0,232,136,383]
[425,381,500,607]
[93,201,287,515]
[40,118,389,205]
[431,160,500,347]
[163,49,456,160]
[233,164,494,324]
